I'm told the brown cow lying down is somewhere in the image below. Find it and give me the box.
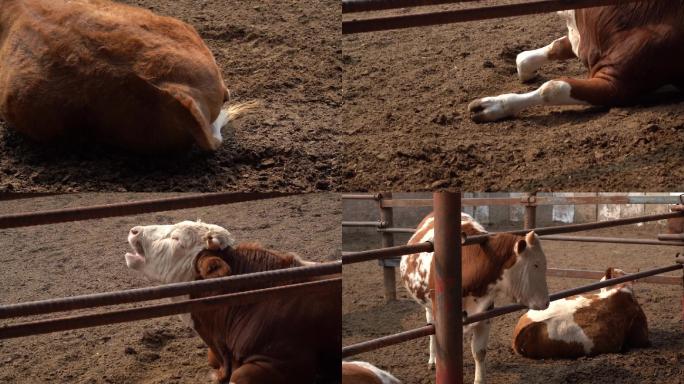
[469,2,684,122]
[124,221,341,383]
[512,267,649,359]
[342,361,401,384]
[0,0,250,153]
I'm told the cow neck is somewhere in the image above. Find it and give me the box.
[462,233,519,298]
[220,242,301,275]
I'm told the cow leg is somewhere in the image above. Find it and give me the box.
[468,76,631,122]
[471,320,491,384]
[229,362,295,384]
[516,36,575,82]
[426,307,437,369]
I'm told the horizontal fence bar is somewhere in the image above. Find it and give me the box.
[342,221,386,228]
[342,242,433,264]
[343,264,682,357]
[465,264,683,324]
[547,268,682,285]
[658,233,684,241]
[343,0,650,34]
[463,211,684,245]
[540,235,684,247]
[342,324,435,358]
[0,262,341,320]
[0,192,291,229]
[379,195,684,208]
[341,193,381,200]
[376,227,416,234]
[0,278,341,339]
[343,0,480,13]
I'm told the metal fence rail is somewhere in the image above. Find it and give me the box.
[342,242,433,264]
[0,192,290,229]
[343,0,652,34]
[343,0,480,13]
[0,277,341,339]
[0,262,341,320]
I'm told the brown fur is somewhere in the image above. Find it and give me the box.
[341,363,383,384]
[190,242,341,383]
[667,205,684,234]
[0,0,230,152]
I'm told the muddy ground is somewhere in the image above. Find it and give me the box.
[0,0,340,192]
[0,193,340,383]
[343,224,684,384]
[341,1,684,191]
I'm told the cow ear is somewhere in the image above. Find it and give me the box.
[196,254,231,279]
[515,239,527,254]
[605,267,614,279]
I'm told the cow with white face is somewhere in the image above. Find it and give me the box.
[468,2,684,122]
[400,213,549,384]
[513,267,649,358]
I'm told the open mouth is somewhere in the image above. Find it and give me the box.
[124,238,146,269]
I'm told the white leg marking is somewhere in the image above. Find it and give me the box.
[210,109,231,144]
[471,321,491,384]
[516,37,565,82]
[426,307,436,369]
[468,80,587,122]
[557,10,581,56]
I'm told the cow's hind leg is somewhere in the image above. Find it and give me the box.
[471,320,491,384]
[516,36,575,82]
[468,76,631,122]
[426,307,436,369]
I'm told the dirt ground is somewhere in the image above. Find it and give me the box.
[0,193,341,384]
[0,0,341,193]
[341,2,684,191]
[343,224,684,384]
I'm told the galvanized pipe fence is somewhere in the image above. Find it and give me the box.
[0,193,341,339]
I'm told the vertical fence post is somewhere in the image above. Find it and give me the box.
[433,191,463,384]
[524,192,537,230]
[379,192,397,302]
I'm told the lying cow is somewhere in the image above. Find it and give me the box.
[0,0,251,152]
[342,361,401,384]
[124,221,341,383]
[513,267,649,359]
[400,213,549,384]
[469,2,684,122]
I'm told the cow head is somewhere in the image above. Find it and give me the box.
[600,267,633,294]
[125,220,236,284]
[503,231,550,310]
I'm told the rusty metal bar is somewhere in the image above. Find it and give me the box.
[342,242,433,264]
[343,0,651,34]
[432,192,463,383]
[376,227,416,234]
[342,324,435,358]
[379,195,682,208]
[0,192,291,229]
[343,0,480,13]
[540,235,684,247]
[0,262,341,320]
[341,193,381,200]
[547,268,682,285]
[524,193,537,229]
[341,220,386,228]
[379,192,397,301]
[658,233,684,241]
[0,278,341,339]
[463,211,684,245]
[464,264,684,325]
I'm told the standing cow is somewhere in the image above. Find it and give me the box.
[0,0,251,152]
[469,2,684,122]
[400,213,549,384]
[512,267,649,358]
[124,221,341,384]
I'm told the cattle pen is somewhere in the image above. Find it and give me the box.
[342,192,684,383]
[0,193,341,344]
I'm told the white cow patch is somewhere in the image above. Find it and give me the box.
[525,295,595,353]
[557,10,581,56]
[345,361,401,384]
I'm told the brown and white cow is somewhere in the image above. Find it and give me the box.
[124,221,341,384]
[342,361,401,384]
[0,0,252,153]
[512,267,649,359]
[468,2,684,122]
[400,213,549,384]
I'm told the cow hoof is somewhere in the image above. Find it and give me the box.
[468,97,511,123]
[516,51,540,83]
[428,361,435,370]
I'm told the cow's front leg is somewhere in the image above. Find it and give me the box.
[516,36,575,82]
[426,307,437,369]
[468,78,598,122]
[471,320,491,384]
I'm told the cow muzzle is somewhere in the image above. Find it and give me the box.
[125,226,146,269]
